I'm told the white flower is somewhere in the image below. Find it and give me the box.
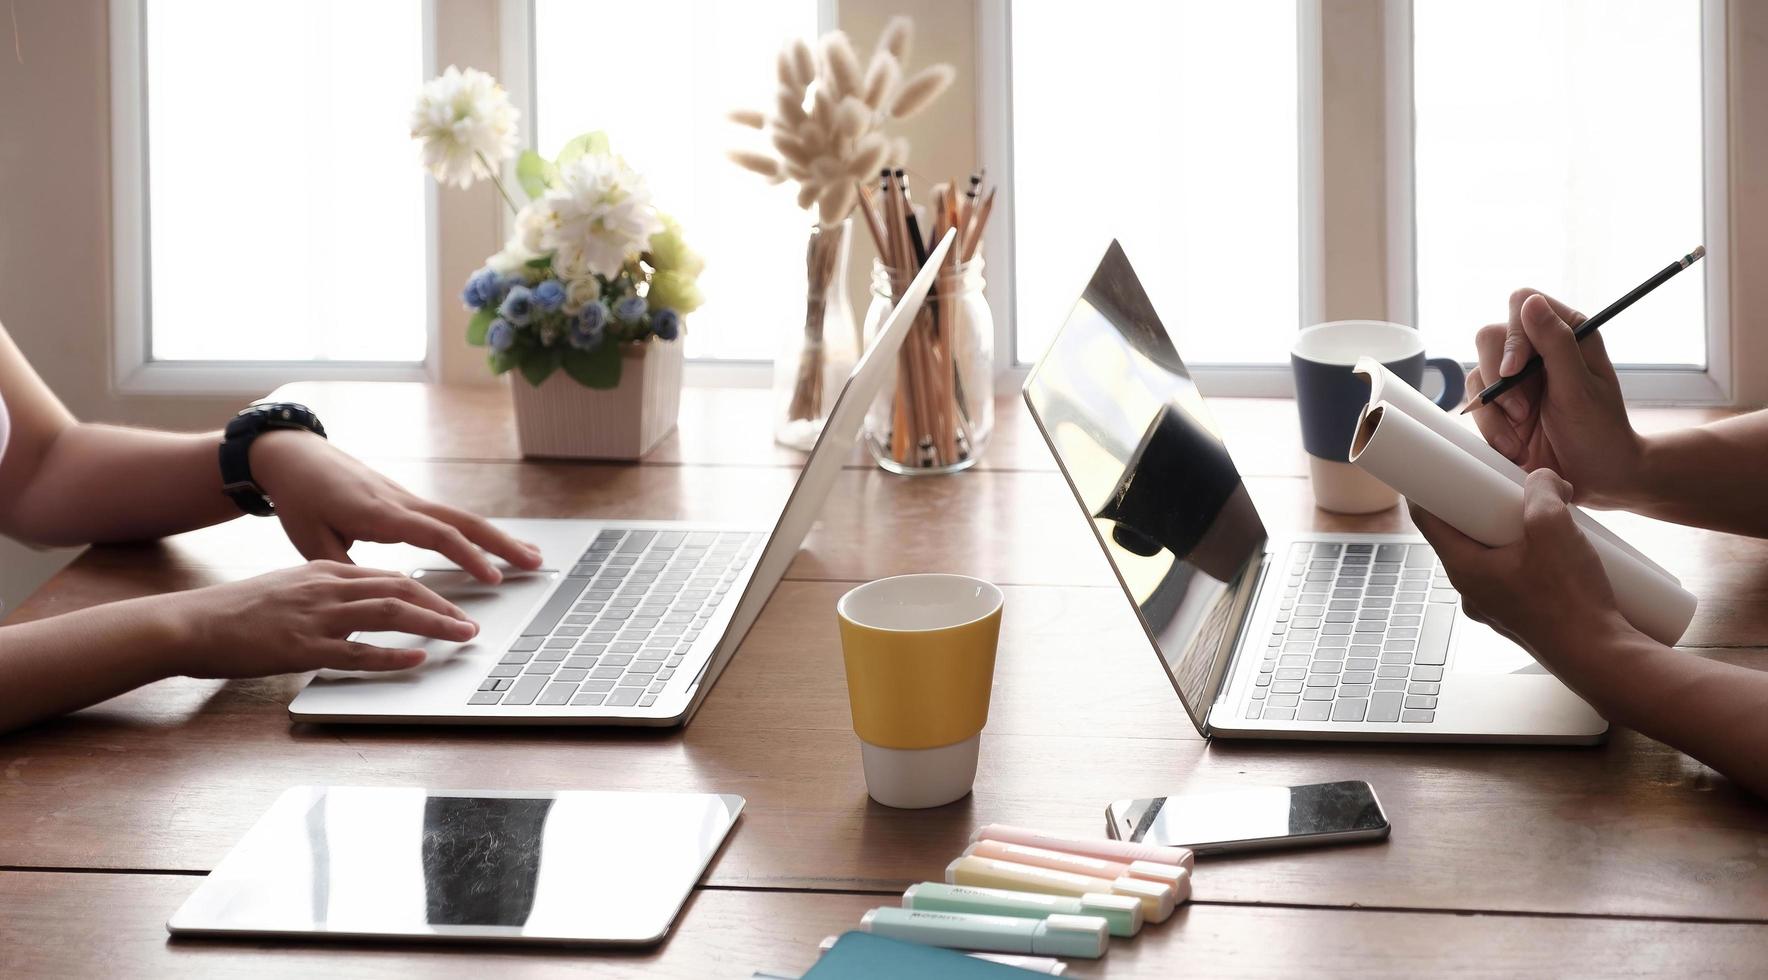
[562,277,601,315]
[540,155,665,280]
[410,66,519,189]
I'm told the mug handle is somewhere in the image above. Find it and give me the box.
[1425,356,1466,410]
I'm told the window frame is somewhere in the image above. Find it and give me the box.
[980,0,1736,404]
[498,0,837,388]
[108,0,440,396]
[1387,0,1732,405]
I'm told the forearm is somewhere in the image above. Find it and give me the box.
[1550,622,1768,799]
[0,596,188,734]
[1621,411,1768,536]
[0,424,237,547]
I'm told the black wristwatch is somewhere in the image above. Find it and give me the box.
[218,402,328,516]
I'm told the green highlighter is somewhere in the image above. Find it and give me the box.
[902,881,1143,938]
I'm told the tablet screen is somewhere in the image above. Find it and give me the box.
[168,787,743,945]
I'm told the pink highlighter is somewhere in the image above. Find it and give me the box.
[972,823,1196,871]
[966,839,1192,901]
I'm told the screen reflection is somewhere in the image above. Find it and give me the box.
[1024,242,1268,731]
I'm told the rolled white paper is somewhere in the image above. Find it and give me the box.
[1352,357,1678,583]
[1351,401,1697,646]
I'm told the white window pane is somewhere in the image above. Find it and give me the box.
[145,0,428,363]
[534,0,819,362]
[1414,1,1706,368]
[1012,1,1300,366]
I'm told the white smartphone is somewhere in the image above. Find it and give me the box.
[1106,780,1390,855]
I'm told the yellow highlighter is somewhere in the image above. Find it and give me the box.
[946,854,1178,924]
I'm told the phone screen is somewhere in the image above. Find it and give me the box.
[1112,781,1388,852]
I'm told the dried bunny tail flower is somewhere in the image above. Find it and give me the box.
[889,64,954,120]
[728,108,766,129]
[818,182,856,227]
[833,96,869,144]
[772,130,814,168]
[845,135,887,179]
[777,47,798,88]
[808,85,835,129]
[820,31,864,99]
[796,182,820,210]
[862,53,899,110]
[877,16,913,64]
[728,149,783,180]
[775,86,807,126]
[789,38,817,91]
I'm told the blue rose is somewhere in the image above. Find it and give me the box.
[569,316,605,351]
[615,295,647,324]
[499,285,535,326]
[651,308,681,341]
[579,299,610,333]
[486,318,516,353]
[532,279,566,311]
[462,267,501,309]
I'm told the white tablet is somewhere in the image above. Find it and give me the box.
[168,786,743,945]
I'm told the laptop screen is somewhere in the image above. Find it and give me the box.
[1023,242,1268,732]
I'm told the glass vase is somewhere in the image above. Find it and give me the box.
[861,256,994,475]
[773,220,858,450]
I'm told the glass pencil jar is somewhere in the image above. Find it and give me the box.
[861,256,994,475]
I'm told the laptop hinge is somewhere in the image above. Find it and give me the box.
[1200,551,1273,738]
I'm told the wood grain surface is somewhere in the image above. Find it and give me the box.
[2,383,1762,977]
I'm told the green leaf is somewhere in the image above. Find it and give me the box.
[555,131,610,168]
[487,349,518,374]
[515,150,557,199]
[563,341,624,389]
[524,254,554,271]
[518,347,562,387]
[466,307,495,346]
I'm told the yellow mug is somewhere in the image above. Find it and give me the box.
[837,574,1003,809]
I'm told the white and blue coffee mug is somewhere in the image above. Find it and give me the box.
[1291,320,1464,513]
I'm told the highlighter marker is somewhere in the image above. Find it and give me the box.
[968,839,1193,899]
[903,881,1143,937]
[947,854,1177,924]
[859,906,1109,959]
[817,935,1068,975]
[973,823,1196,870]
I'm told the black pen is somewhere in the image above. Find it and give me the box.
[1462,245,1706,415]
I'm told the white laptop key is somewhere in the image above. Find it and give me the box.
[289,230,958,727]
[1021,241,1606,745]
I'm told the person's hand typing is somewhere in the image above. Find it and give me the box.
[1470,290,1644,509]
[164,562,479,677]
[249,431,543,583]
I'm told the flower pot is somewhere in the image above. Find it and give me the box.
[509,339,683,460]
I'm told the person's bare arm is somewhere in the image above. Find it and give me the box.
[1468,290,1768,536]
[0,562,477,735]
[1412,471,1768,799]
[1625,413,1768,537]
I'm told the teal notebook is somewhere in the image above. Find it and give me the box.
[802,932,1049,978]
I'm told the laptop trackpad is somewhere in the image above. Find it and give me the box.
[315,568,560,680]
[1451,616,1550,675]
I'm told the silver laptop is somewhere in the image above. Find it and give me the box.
[1022,242,1607,744]
[290,231,957,727]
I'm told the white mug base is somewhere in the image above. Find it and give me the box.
[1309,456,1399,515]
[859,734,981,809]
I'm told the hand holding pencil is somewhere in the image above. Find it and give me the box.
[1461,289,1655,508]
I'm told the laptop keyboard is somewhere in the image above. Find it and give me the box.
[1245,542,1457,725]
[468,529,761,709]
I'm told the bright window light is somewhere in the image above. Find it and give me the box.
[533,0,820,362]
[1413,1,1706,368]
[1011,1,1301,366]
[144,0,428,363]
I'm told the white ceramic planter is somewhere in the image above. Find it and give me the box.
[509,340,683,460]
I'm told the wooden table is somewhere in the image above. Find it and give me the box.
[3,384,1765,978]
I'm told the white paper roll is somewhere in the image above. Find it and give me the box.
[1352,357,1678,583]
[1351,402,1697,646]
